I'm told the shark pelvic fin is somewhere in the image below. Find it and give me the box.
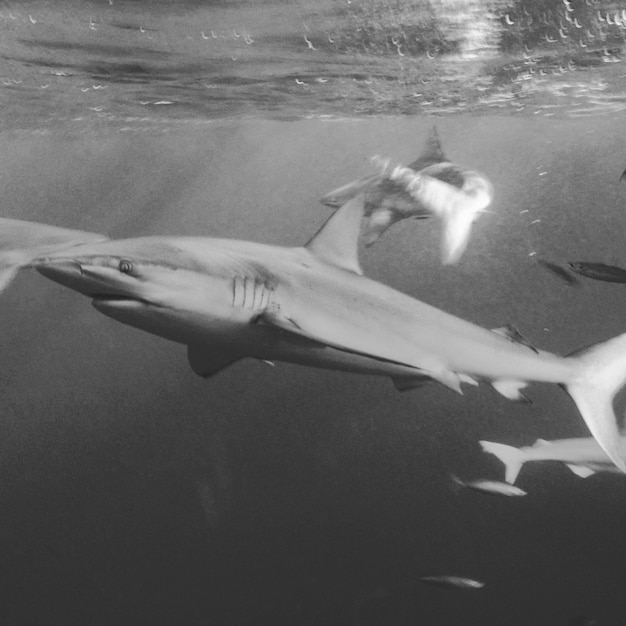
[491,379,531,403]
[305,195,365,275]
[187,345,243,378]
[566,464,596,478]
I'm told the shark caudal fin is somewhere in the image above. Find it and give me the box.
[479,441,525,484]
[565,333,626,473]
[0,217,107,294]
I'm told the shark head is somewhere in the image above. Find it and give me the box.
[30,237,249,344]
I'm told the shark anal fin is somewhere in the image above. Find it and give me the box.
[566,464,596,478]
[187,345,243,378]
[305,195,365,275]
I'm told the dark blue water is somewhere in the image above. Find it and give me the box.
[1,2,626,625]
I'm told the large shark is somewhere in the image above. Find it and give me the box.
[319,127,493,264]
[481,437,626,484]
[2,196,626,470]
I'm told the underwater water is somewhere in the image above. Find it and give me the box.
[1,1,626,625]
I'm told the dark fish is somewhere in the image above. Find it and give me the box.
[418,575,485,590]
[535,259,580,287]
[568,262,626,283]
[620,168,626,183]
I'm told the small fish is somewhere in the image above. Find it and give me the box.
[568,262,626,283]
[536,259,580,286]
[418,575,485,590]
[620,168,626,183]
[451,474,527,497]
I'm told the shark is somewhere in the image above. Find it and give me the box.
[2,196,626,471]
[480,437,626,484]
[319,127,493,264]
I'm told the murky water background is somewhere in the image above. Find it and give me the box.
[1,1,626,626]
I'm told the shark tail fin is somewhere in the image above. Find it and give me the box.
[565,333,626,473]
[479,441,524,484]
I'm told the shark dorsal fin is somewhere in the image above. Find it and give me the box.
[534,438,551,447]
[407,126,447,172]
[305,195,365,275]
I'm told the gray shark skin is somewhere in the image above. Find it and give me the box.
[3,196,626,471]
[481,437,626,484]
[319,127,493,264]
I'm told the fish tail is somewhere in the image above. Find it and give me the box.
[448,473,464,494]
[478,441,525,484]
[565,333,626,473]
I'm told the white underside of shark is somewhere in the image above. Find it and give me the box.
[2,195,626,471]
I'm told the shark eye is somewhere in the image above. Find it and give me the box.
[118,260,134,274]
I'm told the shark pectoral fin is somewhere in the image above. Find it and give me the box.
[440,204,478,265]
[491,325,539,354]
[492,379,531,403]
[305,195,365,275]
[187,345,243,378]
[566,464,596,478]
[391,374,432,391]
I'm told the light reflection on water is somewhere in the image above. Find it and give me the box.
[0,0,625,129]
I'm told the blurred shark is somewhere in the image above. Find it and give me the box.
[319,127,493,264]
[2,197,626,470]
[480,437,626,484]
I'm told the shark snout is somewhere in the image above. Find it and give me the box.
[34,261,125,298]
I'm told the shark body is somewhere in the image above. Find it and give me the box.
[3,196,626,470]
[481,437,626,483]
[319,127,493,263]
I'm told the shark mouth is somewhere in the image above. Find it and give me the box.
[91,295,156,308]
